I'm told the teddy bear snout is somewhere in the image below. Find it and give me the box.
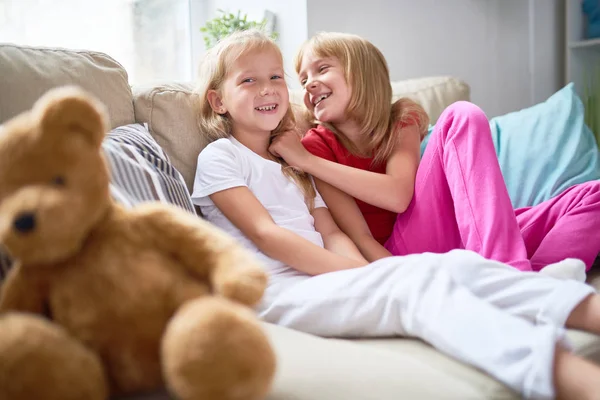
[13,212,36,234]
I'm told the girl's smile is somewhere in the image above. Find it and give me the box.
[210,47,289,139]
[298,49,351,125]
[255,103,279,113]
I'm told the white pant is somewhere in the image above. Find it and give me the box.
[258,250,596,399]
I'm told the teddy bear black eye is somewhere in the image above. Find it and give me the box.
[52,176,66,186]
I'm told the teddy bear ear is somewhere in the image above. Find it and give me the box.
[33,86,109,148]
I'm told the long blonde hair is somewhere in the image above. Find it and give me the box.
[195,29,315,209]
[294,32,429,165]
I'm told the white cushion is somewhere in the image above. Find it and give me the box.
[390,76,470,123]
[264,323,512,400]
[112,324,600,400]
[263,324,600,400]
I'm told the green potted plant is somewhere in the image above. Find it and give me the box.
[583,67,600,149]
[200,9,277,49]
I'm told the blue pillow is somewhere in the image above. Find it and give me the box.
[420,83,600,208]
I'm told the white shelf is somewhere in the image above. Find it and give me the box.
[569,38,600,49]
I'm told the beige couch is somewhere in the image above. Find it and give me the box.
[1,43,600,400]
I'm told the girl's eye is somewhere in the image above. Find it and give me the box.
[241,78,254,84]
[271,75,282,80]
[300,78,307,86]
[319,65,329,73]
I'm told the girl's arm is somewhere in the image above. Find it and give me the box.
[311,206,368,263]
[271,125,422,213]
[314,178,392,262]
[209,186,368,276]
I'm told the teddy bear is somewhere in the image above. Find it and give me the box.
[0,86,276,400]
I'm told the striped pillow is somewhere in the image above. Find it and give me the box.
[104,123,195,212]
[0,123,196,281]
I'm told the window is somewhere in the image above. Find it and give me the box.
[0,0,195,85]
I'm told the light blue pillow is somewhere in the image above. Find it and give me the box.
[490,83,600,208]
[420,83,600,208]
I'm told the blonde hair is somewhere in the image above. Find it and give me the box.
[195,29,315,209]
[294,32,429,165]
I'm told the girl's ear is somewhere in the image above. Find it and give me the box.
[207,90,227,114]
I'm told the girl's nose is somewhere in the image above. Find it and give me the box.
[260,85,274,96]
[305,77,318,91]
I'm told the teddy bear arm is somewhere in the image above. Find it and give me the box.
[0,268,47,315]
[138,205,268,306]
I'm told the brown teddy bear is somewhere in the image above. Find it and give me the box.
[0,86,276,400]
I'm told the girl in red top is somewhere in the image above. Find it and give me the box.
[269,31,600,277]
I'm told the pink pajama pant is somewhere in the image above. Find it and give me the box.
[384,101,600,271]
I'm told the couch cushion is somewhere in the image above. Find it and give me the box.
[357,330,600,399]
[263,324,515,400]
[132,83,201,192]
[113,323,600,400]
[0,44,134,129]
[390,76,471,123]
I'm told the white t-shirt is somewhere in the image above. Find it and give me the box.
[191,137,327,286]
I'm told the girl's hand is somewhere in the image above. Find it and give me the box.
[269,130,313,170]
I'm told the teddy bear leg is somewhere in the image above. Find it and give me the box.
[161,297,276,400]
[0,313,109,400]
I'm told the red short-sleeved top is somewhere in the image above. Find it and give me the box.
[301,125,397,244]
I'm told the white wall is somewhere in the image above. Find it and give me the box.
[306,0,565,117]
[197,0,308,89]
[0,0,135,76]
